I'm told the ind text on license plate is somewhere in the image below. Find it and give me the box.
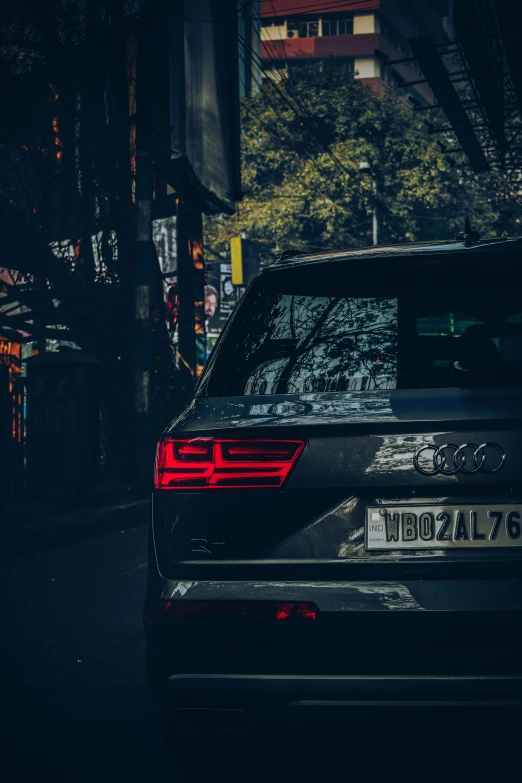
[366,504,522,550]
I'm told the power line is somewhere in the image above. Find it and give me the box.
[262,4,321,129]
[229,51,375,244]
[254,1,383,18]
[239,30,355,183]
[208,219,372,251]
[238,36,404,243]
[246,0,429,20]
[268,0,290,73]
[237,31,468,240]
[236,53,350,209]
[237,38,355,205]
[265,0,327,164]
[249,36,402,234]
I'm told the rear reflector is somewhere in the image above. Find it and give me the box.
[154,438,305,490]
[276,603,318,621]
[144,600,318,623]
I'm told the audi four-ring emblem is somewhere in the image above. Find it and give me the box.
[413,443,506,475]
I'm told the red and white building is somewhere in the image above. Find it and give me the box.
[260,0,454,106]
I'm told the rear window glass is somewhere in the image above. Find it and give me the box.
[206,262,522,396]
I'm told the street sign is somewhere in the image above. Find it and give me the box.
[231,237,243,286]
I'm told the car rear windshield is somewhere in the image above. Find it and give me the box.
[206,258,522,396]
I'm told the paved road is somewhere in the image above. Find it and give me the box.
[0,525,171,782]
[1,524,520,782]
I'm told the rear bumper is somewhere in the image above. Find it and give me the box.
[167,672,522,700]
[146,575,522,727]
[161,675,522,728]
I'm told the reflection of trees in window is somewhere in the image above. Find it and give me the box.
[243,296,398,394]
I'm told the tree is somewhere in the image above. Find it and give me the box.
[206,61,521,262]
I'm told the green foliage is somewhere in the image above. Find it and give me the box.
[206,62,521,261]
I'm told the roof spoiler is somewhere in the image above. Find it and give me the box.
[274,249,309,264]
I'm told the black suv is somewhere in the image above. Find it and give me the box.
[145,237,522,754]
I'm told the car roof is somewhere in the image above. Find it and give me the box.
[267,237,522,270]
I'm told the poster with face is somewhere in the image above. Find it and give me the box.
[221,277,235,301]
[219,263,236,318]
[204,285,218,322]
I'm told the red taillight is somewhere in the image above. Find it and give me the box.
[144,600,318,623]
[276,603,318,622]
[154,438,306,490]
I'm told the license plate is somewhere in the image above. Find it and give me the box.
[366,504,522,550]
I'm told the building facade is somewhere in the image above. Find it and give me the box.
[260,0,454,107]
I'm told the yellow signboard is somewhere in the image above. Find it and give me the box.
[230,237,243,286]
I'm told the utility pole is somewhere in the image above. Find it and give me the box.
[359,160,378,246]
[134,0,153,488]
[372,176,378,247]
[176,199,206,398]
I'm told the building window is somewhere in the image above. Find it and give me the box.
[287,18,319,38]
[322,15,354,36]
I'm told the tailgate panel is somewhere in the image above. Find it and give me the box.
[286,431,522,489]
[155,392,522,571]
